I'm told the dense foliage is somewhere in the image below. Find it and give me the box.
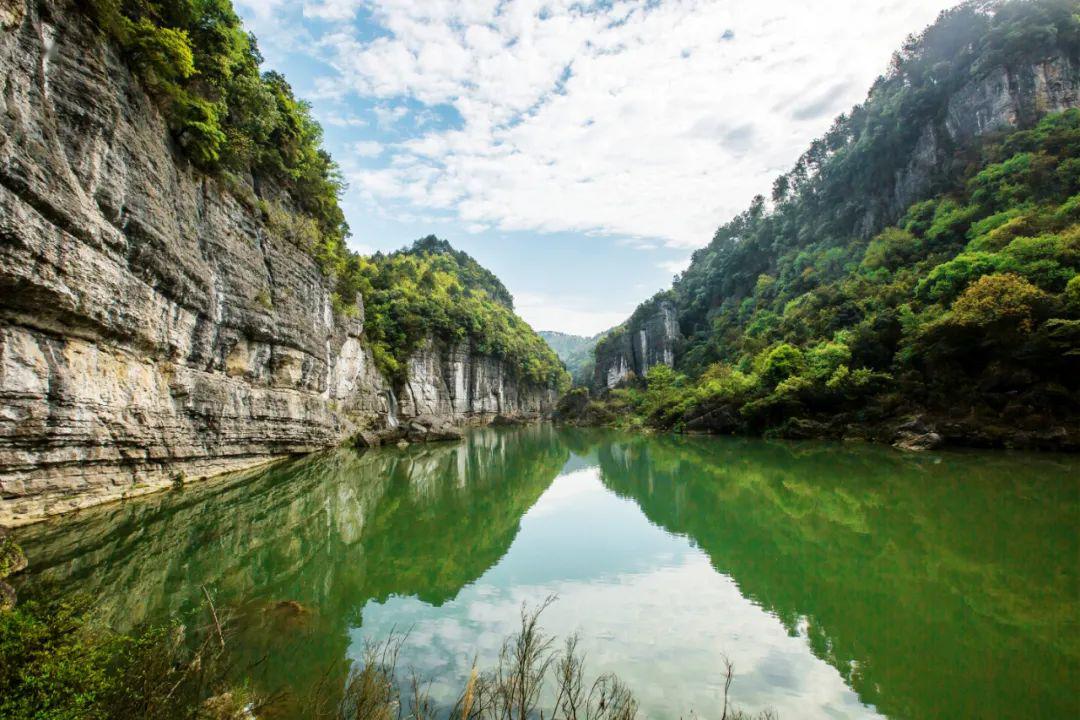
[585,110,1079,440]
[581,0,1080,442]
[539,331,606,385]
[355,238,569,388]
[0,590,254,720]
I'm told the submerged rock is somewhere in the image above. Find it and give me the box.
[892,418,944,452]
[352,430,382,449]
[403,415,464,443]
[272,600,306,614]
[893,430,944,452]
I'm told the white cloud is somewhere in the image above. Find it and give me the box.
[373,103,409,127]
[351,140,384,157]
[515,292,631,336]
[234,0,286,22]
[303,0,361,21]
[660,257,692,277]
[310,75,350,100]
[252,0,957,250]
[322,111,368,127]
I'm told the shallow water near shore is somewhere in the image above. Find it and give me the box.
[14,426,1079,719]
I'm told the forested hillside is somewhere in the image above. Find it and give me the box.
[576,0,1080,448]
[539,331,605,385]
[360,238,568,388]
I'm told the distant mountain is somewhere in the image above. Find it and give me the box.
[539,331,608,385]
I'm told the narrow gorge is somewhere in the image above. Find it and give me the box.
[0,2,1078,719]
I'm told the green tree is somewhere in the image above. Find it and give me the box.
[758,344,805,388]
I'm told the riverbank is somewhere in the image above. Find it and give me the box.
[554,385,1080,452]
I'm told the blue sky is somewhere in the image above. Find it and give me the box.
[233,0,955,335]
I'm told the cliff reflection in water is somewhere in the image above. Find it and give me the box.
[17,425,569,704]
[15,427,1079,720]
[591,432,1078,720]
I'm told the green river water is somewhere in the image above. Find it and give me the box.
[13,426,1079,719]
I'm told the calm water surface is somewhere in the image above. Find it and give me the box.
[14,427,1079,719]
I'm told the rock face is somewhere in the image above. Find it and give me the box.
[0,0,554,525]
[881,54,1078,235]
[593,300,681,389]
[944,57,1078,144]
[398,340,555,420]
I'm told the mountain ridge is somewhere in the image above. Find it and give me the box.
[538,330,608,386]
[576,0,1080,450]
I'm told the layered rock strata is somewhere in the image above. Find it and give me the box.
[0,0,554,525]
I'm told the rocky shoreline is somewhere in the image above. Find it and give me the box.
[554,387,1078,452]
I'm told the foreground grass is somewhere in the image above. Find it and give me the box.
[334,597,776,720]
[1,588,774,720]
[0,590,257,720]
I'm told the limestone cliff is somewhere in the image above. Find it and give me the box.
[399,339,556,419]
[593,299,681,389]
[878,54,1078,235]
[0,0,554,525]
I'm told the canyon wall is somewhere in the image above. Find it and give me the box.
[0,0,553,525]
[593,300,681,389]
[883,53,1079,234]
